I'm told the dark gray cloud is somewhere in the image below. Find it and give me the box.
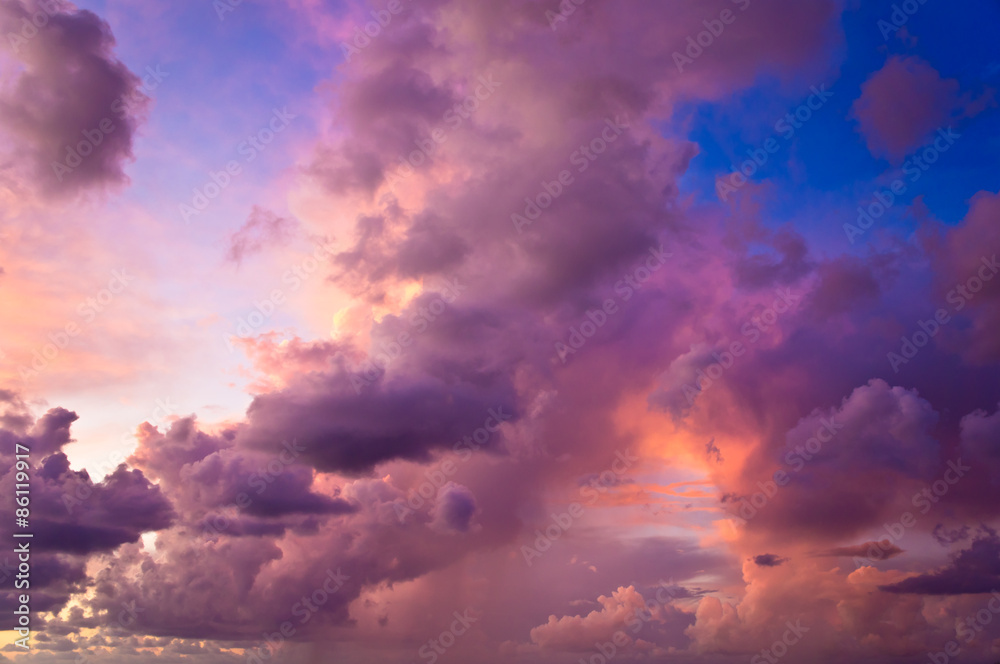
[879,530,1000,595]
[753,553,788,567]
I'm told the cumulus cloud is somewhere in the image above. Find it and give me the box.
[735,379,943,543]
[18,0,1000,660]
[851,56,988,163]
[129,417,356,519]
[529,586,675,652]
[925,192,1000,363]
[0,396,173,625]
[0,0,150,195]
[429,482,478,533]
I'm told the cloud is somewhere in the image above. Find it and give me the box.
[22,0,1000,658]
[879,530,1000,595]
[925,191,1000,363]
[753,553,788,567]
[814,542,905,560]
[932,525,970,547]
[30,456,174,555]
[235,357,519,475]
[429,482,478,533]
[225,206,299,264]
[529,586,663,652]
[0,0,150,195]
[851,56,985,163]
[0,396,174,624]
[737,379,942,543]
[129,417,357,519]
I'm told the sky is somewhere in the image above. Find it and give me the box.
[1,0,1000,662]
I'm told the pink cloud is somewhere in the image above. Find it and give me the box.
[851,56,984,163]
